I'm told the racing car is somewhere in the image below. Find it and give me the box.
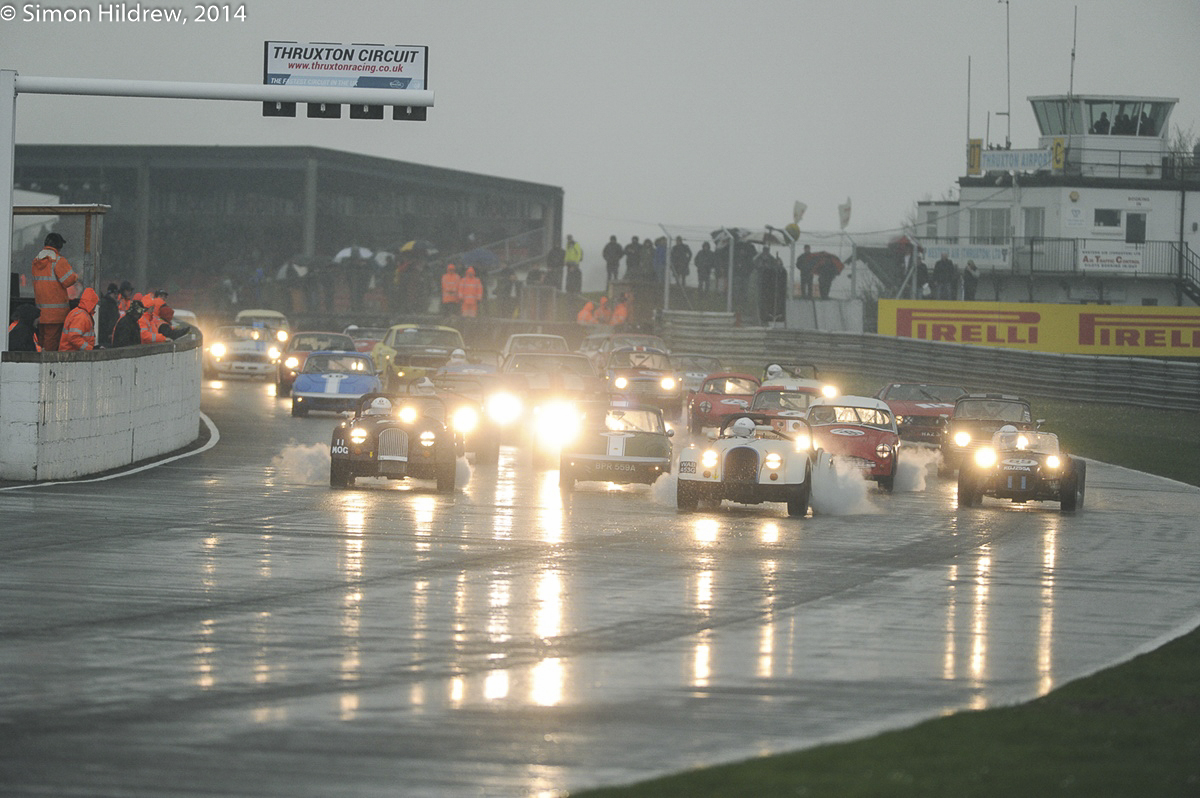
[276,331,358,396]
[686,372,760,433]
[291,351,384,417]
[874,382,967,446]
[203,324,282,380]
[430,371,525,464]
[941,393,1036,476]
[806,395,901,491]
[957,425,1086,511]
[603,346,683,415]
[559,402,673,491]
[371,324,466,389]
[676,413,819,517]
[329,392,461,491]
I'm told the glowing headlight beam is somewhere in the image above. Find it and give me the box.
[954,431,972,447]
[974,447,997,468]
[349,427,368,445]
[399,406,418,424]
[452,406,480,435]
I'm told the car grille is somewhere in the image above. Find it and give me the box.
[378,428,409,460]
[723,447,759,483]
[233,353,270,364]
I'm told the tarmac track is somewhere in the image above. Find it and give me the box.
[0,378,1198,797]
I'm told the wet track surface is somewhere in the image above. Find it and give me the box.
[2,379,1199,797]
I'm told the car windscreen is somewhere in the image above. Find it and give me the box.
[885,384,966,402]
[602,408,663,434]
[304,354,375,373]
[608,351,671,370]
[992,429,1059,453]
[216,326,268,342]
[703,377,758,395]
[505,355,595,376]
[392,328,462,348]
[509,336,569,353]
[809,405,894,429]
[291,334,355,352]
[752,390,814,412]
[671,355,721,372]
[955,399,1030,422]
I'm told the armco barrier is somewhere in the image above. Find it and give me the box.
[662,313,1200,412]
[0,336,202,481]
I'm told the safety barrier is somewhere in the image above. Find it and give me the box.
[662,312,1200,411]
[0,336,202,481]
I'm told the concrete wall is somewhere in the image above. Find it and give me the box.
[0,338,202,481]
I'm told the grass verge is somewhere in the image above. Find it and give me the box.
[572,383,1200,797]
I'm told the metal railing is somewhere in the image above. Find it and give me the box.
[661,313,1200,412]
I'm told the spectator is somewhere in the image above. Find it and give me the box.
[8,303,41,352]
[458,266,484,317]
[111,299,146,347]
[932,252,957,300]
[651,237,666,282]
[117,280,135,316]
[795,244,816,299]
[564,235,583,277]
[440,264,461,315]
[31,232,79,352]
[602,235,623,287]
[493,267,520,319]
[669,236,692,287]
[610,293,631,326]
[963,260,979,301]
[60,287,99,351]
[595,295,612,324]
[98,282,120,346]
[576,300,595,324]
[623,236,642,279]
[694,241,715,294]
[815,252,840,299]
[564,261,582,295]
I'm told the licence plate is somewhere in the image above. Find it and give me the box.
[595,461,636,472]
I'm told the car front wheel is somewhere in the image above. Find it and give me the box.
[330,461,353,489]
[786,481,810,517]
[677,479,700,511]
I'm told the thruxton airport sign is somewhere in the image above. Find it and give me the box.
[879,300,1200,357]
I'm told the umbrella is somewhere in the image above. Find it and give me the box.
[713,227,794,247]
[811,251,845,274]
[461,247,499,269]
[399,239,438,256]
[333,245,373,263]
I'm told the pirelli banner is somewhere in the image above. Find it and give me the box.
[878,300,1200,357]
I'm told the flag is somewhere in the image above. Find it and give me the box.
[793,201,807,223]
[838,197,852,230]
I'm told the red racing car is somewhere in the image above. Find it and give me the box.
[686,372,760,433]
[806,395,901,491]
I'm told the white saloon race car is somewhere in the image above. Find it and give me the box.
[676,413,821,517]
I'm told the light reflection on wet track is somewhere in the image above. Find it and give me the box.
[1,379,1198,797]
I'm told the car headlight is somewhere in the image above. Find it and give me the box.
[793,432,812,452]
[349,427,368,445]
[875,443,893,458]
[954,430,971,447]
[893,414,906,426]
[765,452,782,469]
[276,329,288,343]
[974,447,997,467]
[660,377,677,391]
[614,376,629,390]
[210,342,227,358]
[1045,454,1061,469]
[1016,434,1030,449]
[452,405,480,435]
[485,392,523,425]
[821,384,839,399]
[419,430,436,447]
[399,406,418,424]
[268,346,282,361]
[535,401,581,447]
[284,356,300,370]
[701,449,718,468]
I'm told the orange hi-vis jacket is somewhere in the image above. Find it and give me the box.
[138,298,169,343]
[610,300,629,325]
[458,267,483,317]
[60,287,99,351]
[441,264,461,304]
[595,296,612,323]
[31,246,79,325]
[576,301,595,323]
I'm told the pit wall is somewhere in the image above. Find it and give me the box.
[0,338,202,481]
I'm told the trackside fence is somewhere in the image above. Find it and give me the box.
[661,311,1200,412]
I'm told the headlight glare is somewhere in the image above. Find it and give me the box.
[268,346,282,361]
[349,427,368,445]
[452,406,480,435]
[660,377,677,391]
[765,452,782,469]
[793,432,812,452]
[974,447,997,468]
[284,356,300,370]
[614,377,629,390]
[419,430,436,447]
[210,342,227,358]
[1045,454,1061,469]
[485,392,523,425]
[954,430,971,447]
[701,449,718,468]
[399,406,418,424]
[821,384,839,399]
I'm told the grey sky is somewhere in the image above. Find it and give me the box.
[5,0,1198,262]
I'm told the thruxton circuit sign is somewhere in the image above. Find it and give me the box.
[265,41,428,89]
[879,300,1200,357]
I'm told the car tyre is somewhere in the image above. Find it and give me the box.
[291,401,308,418]
[330,461,353,489]
[786,481,810,517]
[1061,460,1085,512]
[957,470,981,507]
[677,479,700,511]
[559,464,575,492]
[436,461,456,493]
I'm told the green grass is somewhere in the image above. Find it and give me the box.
[571,380,1200,798]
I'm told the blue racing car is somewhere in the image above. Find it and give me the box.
[291,351,383,417]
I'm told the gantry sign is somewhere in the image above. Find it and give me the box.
[0,66,435,351]
[262,41,430,120]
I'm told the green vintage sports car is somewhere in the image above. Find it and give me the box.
[559,401,673,491]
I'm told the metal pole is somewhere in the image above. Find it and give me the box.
[0,71,16,353]
[659,224,671,316]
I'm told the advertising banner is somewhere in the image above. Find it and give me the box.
[920,244,1010,269]
[879,300,1200,357]
[1078,245,1142,272]
[980,148,1052,173]
[264,41,428,89]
